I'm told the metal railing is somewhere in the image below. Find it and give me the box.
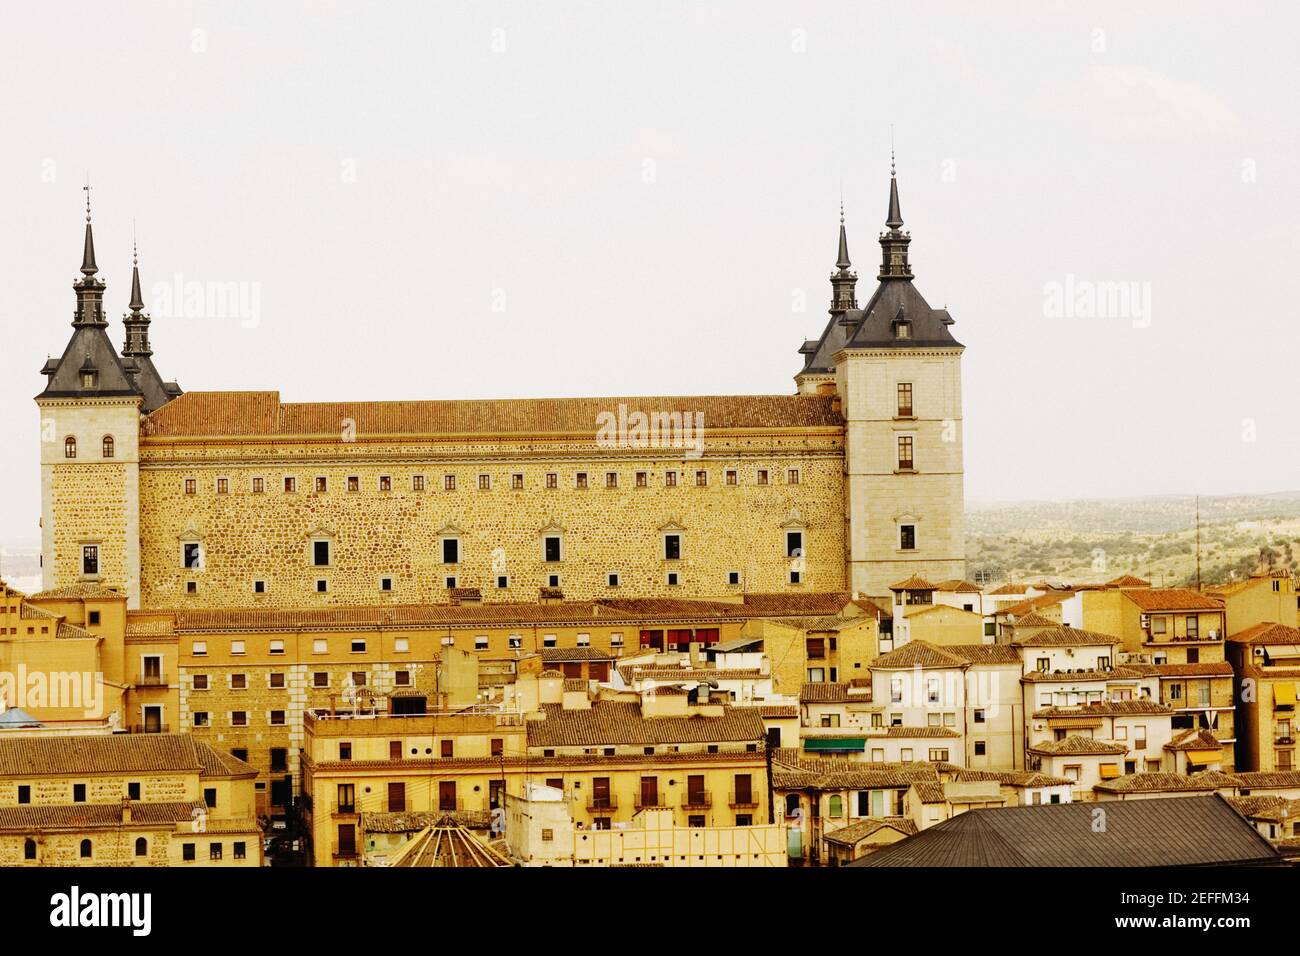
[634,795,664,810]
[586,795,618,811]
[136,673,167,687]
[682,791,712,809]
[128,724,170,734]
[729,791,759,808]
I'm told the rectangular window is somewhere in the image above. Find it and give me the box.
[512,473,524,490]
[313,672,328,687]
[725,469,737,485]
[787,469,800,484]
[284,477,295,493]
[472,473,487,491]
[313,540,330,566]
[379,475,392,492]
[183,543,202,569]
[231,712,247,727]
[897,382,913,417]
[380,576,392,592]
[395,670,410,686]
[897,436,914,470]
[544,536,562,562]
[442,538,459,564]
[607,572,620,587]
[786,530,803,558]
[184,479,196,495]
[192,641,207,656]
[575,472,588,490]
[757,469,769,485]
[350,639,366,653]
[252,477,264,493]
[269,671,285,688]
[900,525,916,550]
[635,471,647,488]
[496,575,509,589]
[444,474,456,491]
[193,712,209,727]
[665,471,677,487]
[230,640,245,656]
[545,472,557,489]
[231,673,247,690]
[606,472,618,489]
[441,740,454,758]
[82,544,99,576]
[270,710,285,726]
[412,475,425,492]
[695,470,707,486]
[664,534,681,560]
[254,580,266,594]
[315,476,327,493]
[347,476,359,492]
[217,478,229,494]
[193,674,209,690]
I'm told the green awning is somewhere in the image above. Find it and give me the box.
[803,737,866,752]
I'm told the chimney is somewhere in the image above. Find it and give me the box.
[121,798,132,824]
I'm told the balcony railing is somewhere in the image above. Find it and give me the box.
[634,795,664,810]
[1275,736,1295,747]
[729,791,759,809]
[128,724,170,734]
[334,804,357,815]
[135,673,167,687]
[586,795,618,812]
[682,791,712,809]
[331,845,359,860]
[436,798,465,812]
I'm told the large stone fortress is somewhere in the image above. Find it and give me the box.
[36,166,965,609]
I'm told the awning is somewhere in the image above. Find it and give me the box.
[1099,764,1121,779]
[1274,683,1297,707]
[1187,749,1221,764]
[803,737,866,752]
[1046,717,1103,728]
[1268,644,1300,659]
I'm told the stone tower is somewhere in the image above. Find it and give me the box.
[796,160,966,596]
[35,197,180,607]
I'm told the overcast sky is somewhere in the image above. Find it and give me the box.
[1,1,1296,545]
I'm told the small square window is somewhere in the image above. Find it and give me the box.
[728,571,740,586]
[607,573,620,587]
[269,639,284,655]
[269,672,285,688]
[610,632,623,646]
[509,636,523,649]
[497,575,509,589]
[394,638,409,653]
[380,577,393,592]
[192,674,209,690]
[395,670,411,686]
[182,844,195,862]
[186,581,198,595]
[193,712,209,727]
[192,641,207,656]
[316,579,328,593]
[475,636,489,650]
[313,639,327,653]
[313,672,328,688]
[351,639,366,653]
[270,711,286,726]
[231,712,248,727]
[666,572,679,587]
[543,634,557,648]
[547,574,560,588]
[789,570,802,584]
[445,576,457,589]
[254,580,266,594]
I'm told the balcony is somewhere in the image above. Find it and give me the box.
[634,795,664,810]
[1275,736,1295,747]
[334,804,357,816]
[135,673,167,687]
[682,791,712,809]
[128,724,170,734]
[729,791,759,809]
[586,795,618,812]
[436,798,465,813]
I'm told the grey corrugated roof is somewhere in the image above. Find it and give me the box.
[852,794,1281,868]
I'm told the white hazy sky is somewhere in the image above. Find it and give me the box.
[1,1,1297,545]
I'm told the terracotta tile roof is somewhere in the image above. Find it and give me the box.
[1027,735,1127,756]
[1106,575,1151,588]
[954,769,1074,788]
[1123,588,1224,612]
[770,752,943,791]
[125,618,176,638]
[799,682,853,703]
[996,593,1071,617]
[1033,700,1173,719]
[888,575,937,591]
[562,679,591,693]
[870,641,968,670]
[753,704,799,719]
[1226,795,1292,820]
[0,800,206,831]
[28,584,126,600]
[1165,729,1226,752]
[196,742,259,778]
[1010,612,1056,628]
[539,647,618,662]
[308,749,765,774]
[823,816,918,846]
[909,781,947,804]
[525,702,765,748]
[934,579,982,593]
[1232,771,1300,790]
[0,733,205,777]
[867,726,960,739]
[1021,667,1139,683]
[988,583,1026,596]
[624,666,765,682]
[1227,622,1300,645]
[1093,771,1240,794]
[141,390,844,438]
[1013,625,1118,647]
[944,644,1021,665]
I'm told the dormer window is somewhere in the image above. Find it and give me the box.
[894,320,911,339]
[81,370,98,388]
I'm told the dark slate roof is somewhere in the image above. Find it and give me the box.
[38,324,141,401]
[839,279,962,351]
[851,794,1281,868]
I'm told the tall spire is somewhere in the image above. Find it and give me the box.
[122,232,153,358]
[830,198,858,313]
[80,178,98,276]
[879,149,913,281]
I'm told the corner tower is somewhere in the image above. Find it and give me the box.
[797,158,966,596]
[36,194,146,606]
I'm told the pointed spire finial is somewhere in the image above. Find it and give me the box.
[83,175,92,222]
[79,177,98,276]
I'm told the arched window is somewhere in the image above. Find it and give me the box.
[64,436,77,459]
[79,838,92,859]
[23,839,36,861]
[102,435,115,458]
[134,836,147,857]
